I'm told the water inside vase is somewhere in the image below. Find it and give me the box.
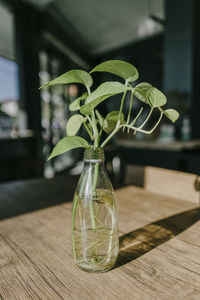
[72,190,119,272]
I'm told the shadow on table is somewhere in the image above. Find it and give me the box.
[115,207,200,268]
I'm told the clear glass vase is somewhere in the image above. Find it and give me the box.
[71,149,119,273]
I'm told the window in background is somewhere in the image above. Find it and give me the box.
[0,3,20,138]
[0,56,19,137]
[39,51,80,178]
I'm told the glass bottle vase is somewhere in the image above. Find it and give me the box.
[71,149,119,273]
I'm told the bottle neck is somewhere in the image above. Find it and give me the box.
[84,149,105,164]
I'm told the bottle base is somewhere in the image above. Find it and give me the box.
[76,263,115,273]
[75,256,117,273]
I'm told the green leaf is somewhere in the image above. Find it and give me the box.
[90,60,139,83]
[146,87,167,107]
[134,82,152,104]
[95,110,104,127]
[48,136,88,160]
[103,110,124,133]
[40,70,93,89]
[80,81,131,115]
[66,114,85,136]
[69,92,88,111]
[163,109,179,123]
[134,83,167,108]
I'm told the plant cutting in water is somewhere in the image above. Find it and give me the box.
[40,60,179,272]
[40,60,179,157]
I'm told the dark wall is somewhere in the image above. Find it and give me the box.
[163,0,193,95]
[163,0,200,139]
[97,33,163,89]
[93,34,163,123]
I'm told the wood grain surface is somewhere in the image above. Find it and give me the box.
[144,166,200,204]
[0,185,200,300]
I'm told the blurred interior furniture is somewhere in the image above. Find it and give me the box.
[104,141,200,189]
[0,169,199,298]
[116,139,200,177]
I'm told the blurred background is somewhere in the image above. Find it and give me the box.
[0,0,200,185]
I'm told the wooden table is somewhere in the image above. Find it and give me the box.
[0,185,200,299]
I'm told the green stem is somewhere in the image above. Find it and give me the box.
[92,163,99,192]
[122,111,163,134]
[133,107,153,134]
[89,163,99,229]
[128,107,144,133]
[126,90,134,125]
[86,114,98,146]
[86,85,91,96]
[100,125,120,148]
[138,107,153,129]
[92,111,99,149]
[97,126,103,146]
[86,115,94,129]
[130,107,144,126]
[123,89,134,132]
[118,90,127,122]
[83,120,94,141]
[72,193,78,260]
[101,83,128,148]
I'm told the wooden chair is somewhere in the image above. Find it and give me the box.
[144,166,200,204]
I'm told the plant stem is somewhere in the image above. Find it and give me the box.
[92,163,99,192]
[89,162,99,229]
[86,115,94,129]
[148,111,163,132]
[133,107,153,134]
[97,126,103,145]
[122,111,163,134]
[86,114,98,147]
[126,90,134,125]
[137,107,153,129]
[92,111,99,149]
[86,85,91,96]
[100,83,128,148]
[83,120,94,141]
[118,89,127,122]
[118,92,126,119]
[100,124,120,148]
[128,107,144,133]
[130,107,144,126]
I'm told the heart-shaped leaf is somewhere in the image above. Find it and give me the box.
[66,114,85,136]
[69,92,88,111]
[163,109,179,123]
[103,110,124,133]
[40,70,93,89]
[90,60,139,83]
[48,136,89,160]
[134,82,152,104]
[80,82,131,115]
[95,110,104,127]
[146,87,167,107]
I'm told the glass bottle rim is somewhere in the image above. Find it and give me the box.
[84,148,105,162]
